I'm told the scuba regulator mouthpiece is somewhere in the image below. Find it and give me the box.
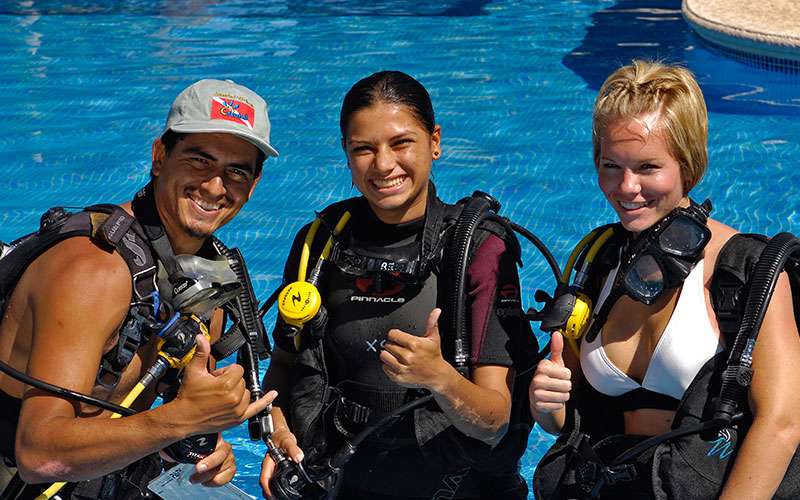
[143,254,244,463]
[148,254,244,375]
[158,254,243,318]
[531,285,592,341]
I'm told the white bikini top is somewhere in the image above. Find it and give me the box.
[580,259,723,401]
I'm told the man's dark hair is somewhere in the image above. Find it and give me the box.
[339,71,435,137]
[151,130,266,179]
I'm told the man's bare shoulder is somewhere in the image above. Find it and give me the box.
[26,236,133,313]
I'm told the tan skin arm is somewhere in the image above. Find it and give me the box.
[719,272,800,499]
[380,308,513,446]
[14,238,274,483]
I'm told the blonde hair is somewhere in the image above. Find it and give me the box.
[592,60,708,194]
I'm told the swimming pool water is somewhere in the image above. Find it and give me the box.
[1,0,799,497]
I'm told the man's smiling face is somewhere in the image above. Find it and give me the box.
[151,132,261,253]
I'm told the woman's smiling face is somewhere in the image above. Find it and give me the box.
[343,100,440,224]
[597,113,687,234]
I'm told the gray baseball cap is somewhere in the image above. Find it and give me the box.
[162,79,279,157]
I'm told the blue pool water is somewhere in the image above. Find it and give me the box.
[1,0,799,497]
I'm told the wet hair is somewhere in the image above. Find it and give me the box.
[593,60,708,194]
[339,71,436,137]
[153,130,266,179]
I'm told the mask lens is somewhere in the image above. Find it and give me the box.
[333,252,368,277]
[623,254,664,302]
[659,216,707,257]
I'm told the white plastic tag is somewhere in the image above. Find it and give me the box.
[147,463,254,499]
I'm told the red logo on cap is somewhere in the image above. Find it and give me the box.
[211,97,255,130]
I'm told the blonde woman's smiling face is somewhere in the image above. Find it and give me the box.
[597,113,687,234]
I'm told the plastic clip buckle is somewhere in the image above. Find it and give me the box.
[603,463,637,485]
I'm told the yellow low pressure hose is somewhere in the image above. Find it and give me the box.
[322,213,351,260]
[279,212,351,352]
[561,227,603,284]
[298,218,322,282]
[559,227,616,358]
[297,212,351,283]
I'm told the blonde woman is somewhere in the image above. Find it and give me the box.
[531,60,800,499]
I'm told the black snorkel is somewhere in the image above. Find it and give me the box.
[212,240,275,442]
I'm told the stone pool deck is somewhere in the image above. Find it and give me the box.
[683,0,800,65]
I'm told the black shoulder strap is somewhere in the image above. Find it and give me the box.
[421,183,452,270]
[0,204,161,390]
[710,233,769,345]
[82,204,162,389]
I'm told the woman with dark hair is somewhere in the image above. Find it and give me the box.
[259,71,538,499]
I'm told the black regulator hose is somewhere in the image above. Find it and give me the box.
[258,284,282,320]
[330,394,435,468]
[715,232,800,422]
[214,242,274,441]
[448,193,499,377]
[504,219,562,283]
[0,360,135,416]
[447,192,564,379]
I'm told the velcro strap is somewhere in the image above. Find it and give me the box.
[211,328,246,360]
[98,210,135,245]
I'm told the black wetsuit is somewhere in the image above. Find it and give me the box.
[275,195,537,499]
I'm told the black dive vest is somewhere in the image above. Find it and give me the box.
[276,190,538,489]
[533,233,800,499]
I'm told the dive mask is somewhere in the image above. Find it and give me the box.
[617,199,712,305]
[157,254,242,317]
[329,241,426,284]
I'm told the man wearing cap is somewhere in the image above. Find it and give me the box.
[0,79,277,499]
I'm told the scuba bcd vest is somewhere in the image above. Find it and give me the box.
[266,185,557,499]
[532,227,800,499]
